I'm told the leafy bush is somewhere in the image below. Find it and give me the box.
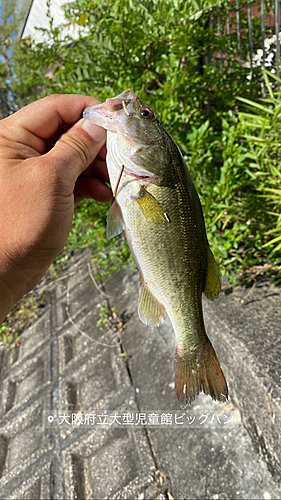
[237,70,281,258]
[8,0,280,280]
[181,69,281,280]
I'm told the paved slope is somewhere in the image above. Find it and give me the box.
[0,253,280,499]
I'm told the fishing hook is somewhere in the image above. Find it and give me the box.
[122,100,131,117]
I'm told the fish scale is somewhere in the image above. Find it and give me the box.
[84,89,228,407]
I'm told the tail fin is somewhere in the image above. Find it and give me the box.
[175,342,228,407]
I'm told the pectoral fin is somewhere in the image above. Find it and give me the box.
[132,187,169,223]
[138,279,166,327]
[203,246,221,301]
[106,200,125,240]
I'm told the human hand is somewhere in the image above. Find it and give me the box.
[0,94,112,322]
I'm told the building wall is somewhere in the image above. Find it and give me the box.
[21,0,76,43]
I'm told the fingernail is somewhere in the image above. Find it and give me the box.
[80,118,106,142]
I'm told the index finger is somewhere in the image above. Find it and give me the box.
[1,94,103,155]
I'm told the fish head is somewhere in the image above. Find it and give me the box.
[83,89,169,177]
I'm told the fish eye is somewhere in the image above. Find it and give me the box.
[140,107,154,119]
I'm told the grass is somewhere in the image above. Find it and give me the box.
[0,291,46,348]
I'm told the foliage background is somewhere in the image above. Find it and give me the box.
[1,0,281,281]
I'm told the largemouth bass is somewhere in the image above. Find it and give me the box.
[83,89,228,407]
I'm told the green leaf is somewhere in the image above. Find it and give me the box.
[237,97,274,115]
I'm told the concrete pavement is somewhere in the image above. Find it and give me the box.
[0,251,280,499]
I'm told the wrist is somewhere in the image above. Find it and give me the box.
[0,270,27,325]
[0,280,16,325]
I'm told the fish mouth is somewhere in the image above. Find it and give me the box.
[105,89,136,112]
[83,89,137,120]
[83,102,116,131]
[83,88,136,126]
[108,88,137,104]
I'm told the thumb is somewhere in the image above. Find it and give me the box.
[45,117,106,180]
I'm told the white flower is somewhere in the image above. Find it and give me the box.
[252,32,281,69]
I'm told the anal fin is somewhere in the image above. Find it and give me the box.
[138,280,166,327]
[203,246,221,301]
